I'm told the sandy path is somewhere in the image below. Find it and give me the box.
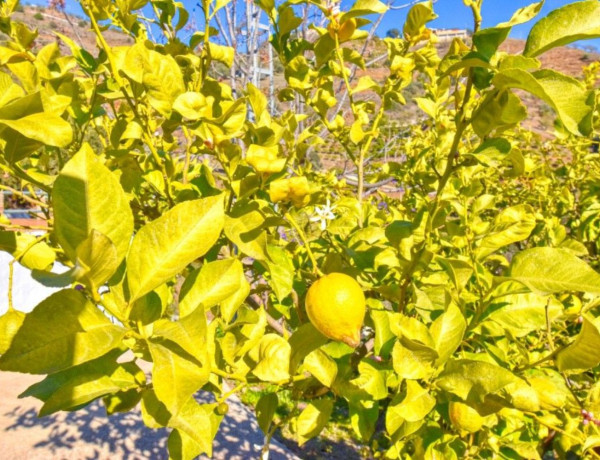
[0,371,298,459]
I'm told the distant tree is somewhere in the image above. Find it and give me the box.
[47,0,84,46]
[386,28,400,38]
[48,0,66,9]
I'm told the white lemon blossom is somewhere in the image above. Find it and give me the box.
[310,199,336,231]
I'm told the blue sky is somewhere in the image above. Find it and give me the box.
[23,0,600,50]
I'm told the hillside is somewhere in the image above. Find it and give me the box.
[9,5,133,50]
[7,5,599,137]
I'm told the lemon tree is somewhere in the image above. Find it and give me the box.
[1,0,600,458]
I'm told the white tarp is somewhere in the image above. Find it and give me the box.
[0,252,64,315]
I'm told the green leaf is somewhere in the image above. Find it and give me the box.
[0,72,25,107]
[21,349,144,416]
[0,290,126,374]
[173,92,209,120]
[349,399,379,441]
[220,263,250,323]
[265,244,294,301]
[387,380,435,429]
[127,195,224,302]
[56,32,97,72]
[493,68,594,136]
[53,144,133,264]
[148,341,210,414]
[103,389,143,415]
[391,314,438,378]
[524,0,600,57]
[296,399,334,445]
[370,309,395,358]
[0,112,72,148]
[128,290,165,326]
[583,436,600,455]
[179,258,245,317]
[208,42,234,67]
[304,349,338,387]
[152,306,208,365]
[252,333,291,382]
[143,48,185,116]
[403,1,436,41]
[141,389,172,429]
[0,309,25,355]
[390,314,434,347]
[351,360,388,400]
[75,229,119,291]
[483,292,562,337]
[33,230,118,292]
[436,257,473,292]
[224,200,268,261]
[168,429,204,460]
[167,399,223,458]
[392,339,437,379]
[497,1,544,28]
[430,303,466,365]
[436,359,520,403]
[351,0,388,15]
[475,204,536,259]
[0,231,55,271]
[556,316,600,373]
[277,6,302,36]
[509,247,600,295]
[289,322,329,373]
[473,1,543,59]
[256,393,278,434]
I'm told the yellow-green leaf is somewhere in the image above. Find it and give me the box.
[127,194,224,303]
[53,144,133,264]
[509,247,600,295]
[0,289,126,374]
[524,1,600,57]
[556,316,600,373]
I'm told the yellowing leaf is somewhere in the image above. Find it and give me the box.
[224,200,268,260]
[493,68,594,136]
[252,333,291,382]
[304,349,337,387]
[148,341,210,414]
[179,258,246,317]
[524,1,600,57]
[127,195,224,302]
[53,144,133,264]
[509,247,600,295]
[0,231,55,271]
[557,316,600,373]
[296,399,334,445]
[0,290,126,374]
[430,303,466,365]
[0,112,72,148]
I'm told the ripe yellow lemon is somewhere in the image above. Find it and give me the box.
[448,401,485,433]
[305,272,365,348]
